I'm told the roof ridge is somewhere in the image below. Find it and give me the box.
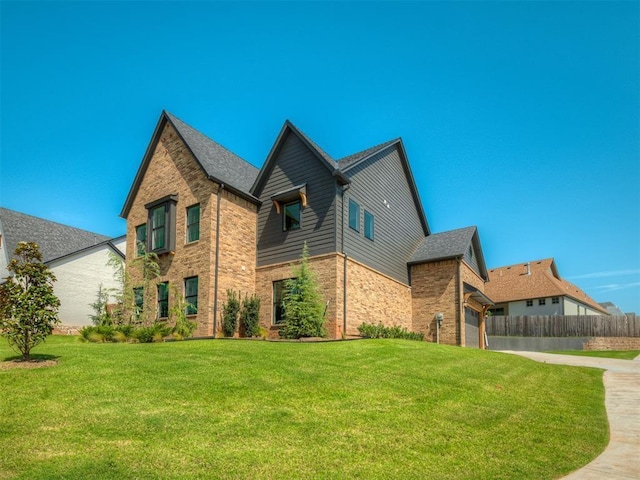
[163,111,258,171]
[284,120,337,168]
[337,138,400,169]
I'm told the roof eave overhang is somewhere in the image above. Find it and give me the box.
[408,254,463,267]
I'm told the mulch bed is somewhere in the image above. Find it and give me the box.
[0,359,58,371]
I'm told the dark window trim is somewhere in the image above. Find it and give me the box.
[364,209,374,241]
[186,204,200,244]
[282,200,301,232]
[185,276,198,315]
[157,282,169,319]
[349,198,360,232]
[273,279,293,325]
[135,224,147,257]
[145,194,178,255]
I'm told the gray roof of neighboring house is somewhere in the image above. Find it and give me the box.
[0,207,112,264]
[409,226,478,264]
[165,112,260,195]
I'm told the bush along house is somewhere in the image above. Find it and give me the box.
[120,111,494,347]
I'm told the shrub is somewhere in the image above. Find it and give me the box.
[222,290,240,337]
[135,323,171,343]
[358,322,424,341]
[240,294,261,337]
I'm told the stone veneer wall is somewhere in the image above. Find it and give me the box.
[410,259,460,345]
[125,123,257,337]
[344,257,412,336]
[583,337,640,351]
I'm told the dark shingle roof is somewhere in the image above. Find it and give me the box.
[0,207,111,264]
[165,112,260,194]
[409,226,478,264]
[338,139,399,171]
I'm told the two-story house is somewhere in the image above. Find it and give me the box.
[121,111,493,347]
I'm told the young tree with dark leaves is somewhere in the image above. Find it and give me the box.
[0,242,60,361]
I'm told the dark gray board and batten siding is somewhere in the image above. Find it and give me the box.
[463,240,481,277]
[256,132,337,266]
[342,145,426,284]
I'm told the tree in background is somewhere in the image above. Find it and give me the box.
[0,242,60,361]
[280,242,326,339]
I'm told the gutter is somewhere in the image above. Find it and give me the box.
[341,183,351,336]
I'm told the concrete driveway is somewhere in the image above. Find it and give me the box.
[500,351,640,480]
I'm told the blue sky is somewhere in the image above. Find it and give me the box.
[1,1,638,313]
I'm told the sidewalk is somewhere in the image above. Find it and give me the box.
[500,351,640,480]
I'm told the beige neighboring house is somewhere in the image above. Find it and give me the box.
[485,258,609,316]
[0,207,126,328]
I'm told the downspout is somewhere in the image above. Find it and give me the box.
[457,258,462,346]
[341,183,351,336]
[213,183,224,337]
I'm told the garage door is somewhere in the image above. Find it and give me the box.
[465,307,479,348]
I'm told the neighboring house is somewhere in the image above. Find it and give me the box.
[484,258,609,316]
[120,111,493,347]
[0,207,126,327]
[598,302,626,317]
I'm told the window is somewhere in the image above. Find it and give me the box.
[185,277,198,315]
[489,307,505,316]
[157,282,169,319]
[273,279,289,324]
[135,224,147,256]
[133,287,144,319]
[349,199,360,232]
[283,201,301,231]
[552,297,559,304]
[364,210,374,240]
[186,204,200,243]
[539,299,546,306]
[151,204,166,250]
[526,300,533,307]
[145,195,177,254]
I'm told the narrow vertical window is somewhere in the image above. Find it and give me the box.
[364,210,374,240]
[283,201,301,231]
[185,277,198,315]
[135,224,147,256]
[151,205,166,250]
[273,280,288,324]
[186,204,200,243]
[349,199,360,232]
[157,282,169,319]
[133,287,144,319]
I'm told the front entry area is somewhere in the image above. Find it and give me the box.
[464,307,480,348]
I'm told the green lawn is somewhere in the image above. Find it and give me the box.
[547,350,640,360]
[1,336,608,480]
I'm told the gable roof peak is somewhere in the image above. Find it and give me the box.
[338,138,401,171]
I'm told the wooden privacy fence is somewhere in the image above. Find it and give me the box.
[486,315,639,337]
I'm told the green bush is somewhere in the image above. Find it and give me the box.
[357,322,424,341]
[240,294,261,337]
[222,290,240,337]
[135,323,171,343]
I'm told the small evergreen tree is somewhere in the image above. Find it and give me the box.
[240,294,261,337]
[222,290,240,337]
[280,243,326,339]
[89,283,112,326]
[0,242,60,360]
[170,285,197,340]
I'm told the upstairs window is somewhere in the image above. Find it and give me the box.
[283,201,301,231]
[364,210,374,240]
[186,204,200,243]
[539,299,546,306]
[157,282,169,319]
[185,276,198,315]
[526,300,533,307]
[135,224,147,256]
[552,297,559,304]
[145,195,178,254]
[349,199,360,232]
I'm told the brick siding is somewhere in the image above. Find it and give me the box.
[583,337,640,351]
